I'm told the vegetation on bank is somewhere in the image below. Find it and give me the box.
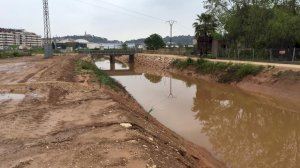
[0,51,32,59]
[76,59,123,91]
[273,70,300,81]
[172,58,264,83]
[0,48,44,59]
[195,1,300,49]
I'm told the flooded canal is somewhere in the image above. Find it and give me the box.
[96,58,300,168]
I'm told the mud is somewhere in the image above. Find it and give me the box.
[0,55,223,168]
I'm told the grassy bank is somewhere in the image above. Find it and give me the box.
[172,58,264,83]
[0,48,45,59]
[0,51,32,59]
[76,59,123,91]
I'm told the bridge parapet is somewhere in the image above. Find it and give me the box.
[89,49,142,56]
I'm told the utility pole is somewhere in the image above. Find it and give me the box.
[166,20,176,48]
[168,77,174,98]
[43,0,53,58]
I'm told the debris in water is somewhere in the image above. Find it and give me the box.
[0,93,25,102]
[120,123,132,128]
[146,164,157,168]
[148,107,154,114]
[219,100,232,108]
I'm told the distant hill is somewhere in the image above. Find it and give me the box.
[53,35,121,43]
[125,35,194,45]
[54,34,194,45]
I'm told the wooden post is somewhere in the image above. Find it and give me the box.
[252,49,255,61]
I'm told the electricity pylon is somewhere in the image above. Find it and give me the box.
[168,77,174,98]
[43,0,53,58]
[166,20,176,48]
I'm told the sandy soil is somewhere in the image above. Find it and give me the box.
[0,55,223,168]
[133,54,300,103]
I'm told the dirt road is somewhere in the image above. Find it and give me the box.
[0,55,222,168]
[138,53,300,70]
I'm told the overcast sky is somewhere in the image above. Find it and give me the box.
[0,0,205,41]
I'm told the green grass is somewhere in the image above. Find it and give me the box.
[0,47,46,59]
[172,58,264,83]
[273,70,300,81]
[0,51,32,59]
[76,60,123,91]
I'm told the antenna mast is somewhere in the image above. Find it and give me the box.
[43,0,53,58]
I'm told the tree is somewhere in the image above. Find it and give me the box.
[204,0,300,49]
[193,14,218,39]
[193,14,218,55]
[144,74,162,83]
[122,43,128,50]
[144,34,166,50]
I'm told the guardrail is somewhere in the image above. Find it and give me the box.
[78,49,143,56]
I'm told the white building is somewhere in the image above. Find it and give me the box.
[100,43,122,49]
[75,39,89,44]
[87,43,104,50]
[0,28,42,50]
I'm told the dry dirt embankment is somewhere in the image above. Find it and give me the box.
[129,53,300,103]
[0,55,223,168]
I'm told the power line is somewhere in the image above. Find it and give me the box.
[74,0,147,20]
[75,0,167,23]
[71,0,192,35]
[93,0,167,22]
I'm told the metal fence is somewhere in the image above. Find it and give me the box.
[217,48,300,63]
[142,48,194,56]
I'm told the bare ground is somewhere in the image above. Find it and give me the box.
[0,55,223,168]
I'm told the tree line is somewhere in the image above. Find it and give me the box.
[198,0,300,49]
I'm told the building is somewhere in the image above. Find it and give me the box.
[55,39,87,51]
[87,42,104,50]
[0,28,42,50]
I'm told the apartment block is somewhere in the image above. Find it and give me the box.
[0,28,42,50]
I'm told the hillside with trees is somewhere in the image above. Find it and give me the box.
[53,35,121,43]
[125,35,194,45]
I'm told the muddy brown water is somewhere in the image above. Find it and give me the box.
[96,58,300,168]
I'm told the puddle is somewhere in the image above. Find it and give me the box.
[0,93,26,102]
[95,58,300,167]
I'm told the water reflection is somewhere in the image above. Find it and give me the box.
[95,58,129,70]
[192,83,300,168]
[144,74,162,84]
[95,59,300,168]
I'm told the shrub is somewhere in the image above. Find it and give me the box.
[76,60,123,90]
[206,54,217,59]
[13,52,20,57]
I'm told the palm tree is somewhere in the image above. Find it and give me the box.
[193,14,218,55]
